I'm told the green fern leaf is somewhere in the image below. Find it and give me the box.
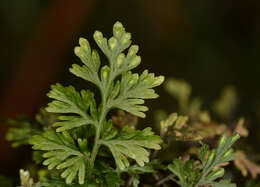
[30,129,90,184]
[93,21,163,118]
[5,118,34,147]
[110,70,164,118]
[101,123,162,169]
[71,38,101,88]
[168,133,240,187]
[168,158,189,186]
[46,84,98,132]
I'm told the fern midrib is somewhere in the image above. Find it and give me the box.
[88,66,116,178]
[195,152,223,187]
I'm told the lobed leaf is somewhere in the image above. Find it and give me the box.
[71,38,101,87]
[109,70,164,118]
[46,84,97,131]
[168,134,240,187]
[101,125,162,170]
[168,158,187,186]
[30,129,90,184]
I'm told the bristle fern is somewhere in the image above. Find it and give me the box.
[4,21,241,187]
[168,133,240,187]
[30,21,164,185]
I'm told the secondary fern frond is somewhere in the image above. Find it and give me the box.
[5,117,35,147]
[168,133,240,187]
[5,110,56,147]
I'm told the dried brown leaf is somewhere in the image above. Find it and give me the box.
[173,127,202,141]
[112,110,138,129]
[194,122,231,138]
[234,151,260,179]
[213,162,230,170]
[234,118,248,137]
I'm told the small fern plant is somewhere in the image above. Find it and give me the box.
[30,21,164,185]
[168,134,240,187]
[5,21,240,187]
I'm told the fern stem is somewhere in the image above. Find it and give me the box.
[88,110,106,178]
[89,125,101,176]
[155,174,175,186]
[195,155,221,187]
[88,72,114,178]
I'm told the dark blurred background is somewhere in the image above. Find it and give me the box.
[1,0,260,179]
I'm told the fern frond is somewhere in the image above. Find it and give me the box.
[110,70,164,118]
[30,21,164,185]
[30,129,90,184]
[46,84,98,132]
[101,121,162,169]
[168,133,240,187]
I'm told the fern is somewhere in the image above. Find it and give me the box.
[29,21,164,185]
[4,21,241,187]
[6,109,57,147]
[5,117,35,147]
[168,133,240,187]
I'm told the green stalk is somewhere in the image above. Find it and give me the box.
[88,70,115,178]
